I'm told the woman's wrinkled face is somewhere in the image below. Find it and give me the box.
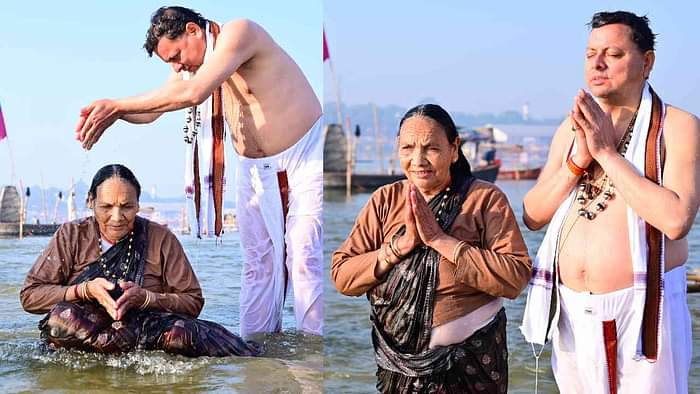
[91,177,139,242]
[398,116,458,198]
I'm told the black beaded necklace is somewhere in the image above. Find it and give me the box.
[97,231,135,280]
[183,106,202,144]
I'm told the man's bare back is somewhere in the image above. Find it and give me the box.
[218,22,321,158]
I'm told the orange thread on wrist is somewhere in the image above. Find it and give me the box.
[566,156,587,177]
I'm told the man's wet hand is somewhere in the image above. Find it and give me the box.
[78,99,121,150]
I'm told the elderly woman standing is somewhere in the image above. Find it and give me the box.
[332,104,531,393]
[20,164,260,357]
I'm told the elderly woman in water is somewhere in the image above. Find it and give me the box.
[20,164,260,357]
[332,104,531,393]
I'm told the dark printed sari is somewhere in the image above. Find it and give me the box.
[39,217,261,357]
[369,176,508,393]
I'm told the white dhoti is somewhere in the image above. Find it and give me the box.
[552,266,691,394]
[236,116,324,337]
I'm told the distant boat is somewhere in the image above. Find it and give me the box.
[688,269,700,293]
[223,210,239,232]
[497,167,542,180]
[138,206,169,227]
[465,127,544,181]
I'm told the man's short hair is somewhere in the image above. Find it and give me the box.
[143,6,207,57]
[589,11,657,53]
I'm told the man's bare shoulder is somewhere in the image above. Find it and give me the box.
[660,105,700,204]
[664,105,700,140]
[218,19,274,48]
[221,19,261,35]
[210,19,283,69]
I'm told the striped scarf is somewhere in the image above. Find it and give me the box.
[183,21,226,238]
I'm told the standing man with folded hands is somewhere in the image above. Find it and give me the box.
[521,11,699,393]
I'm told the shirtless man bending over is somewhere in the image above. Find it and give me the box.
[76,6,323,337]
[521,11,699,394]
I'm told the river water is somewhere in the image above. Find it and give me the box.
[1,180,697,393]
[0,233,322,393]
[323,180,700,394]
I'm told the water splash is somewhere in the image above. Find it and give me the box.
[0,341,213,375]
[104,351,212,375]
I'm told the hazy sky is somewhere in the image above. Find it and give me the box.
[324,1,700,121]
[0,1,321,197]
[4,2,699,197]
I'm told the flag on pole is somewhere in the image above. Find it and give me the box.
[0,103,7,141]
[323,30,330,61]
[323,29,344,125]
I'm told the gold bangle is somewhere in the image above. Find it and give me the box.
[389,233,404,260]
[84,281,93,300]
[139,290,152,311]
[139,291,147,310]
[383,255,393,267]
[79,282,87,300]
[381,243,394,266]
[383,244,392,265]
[452,241,467,263]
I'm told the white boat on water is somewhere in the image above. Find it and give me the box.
[223,210,239,232]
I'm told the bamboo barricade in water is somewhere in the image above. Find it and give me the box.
[688,269,700,293]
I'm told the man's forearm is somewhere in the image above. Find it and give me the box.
[120,113,162,124]
[116,79,202,115]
